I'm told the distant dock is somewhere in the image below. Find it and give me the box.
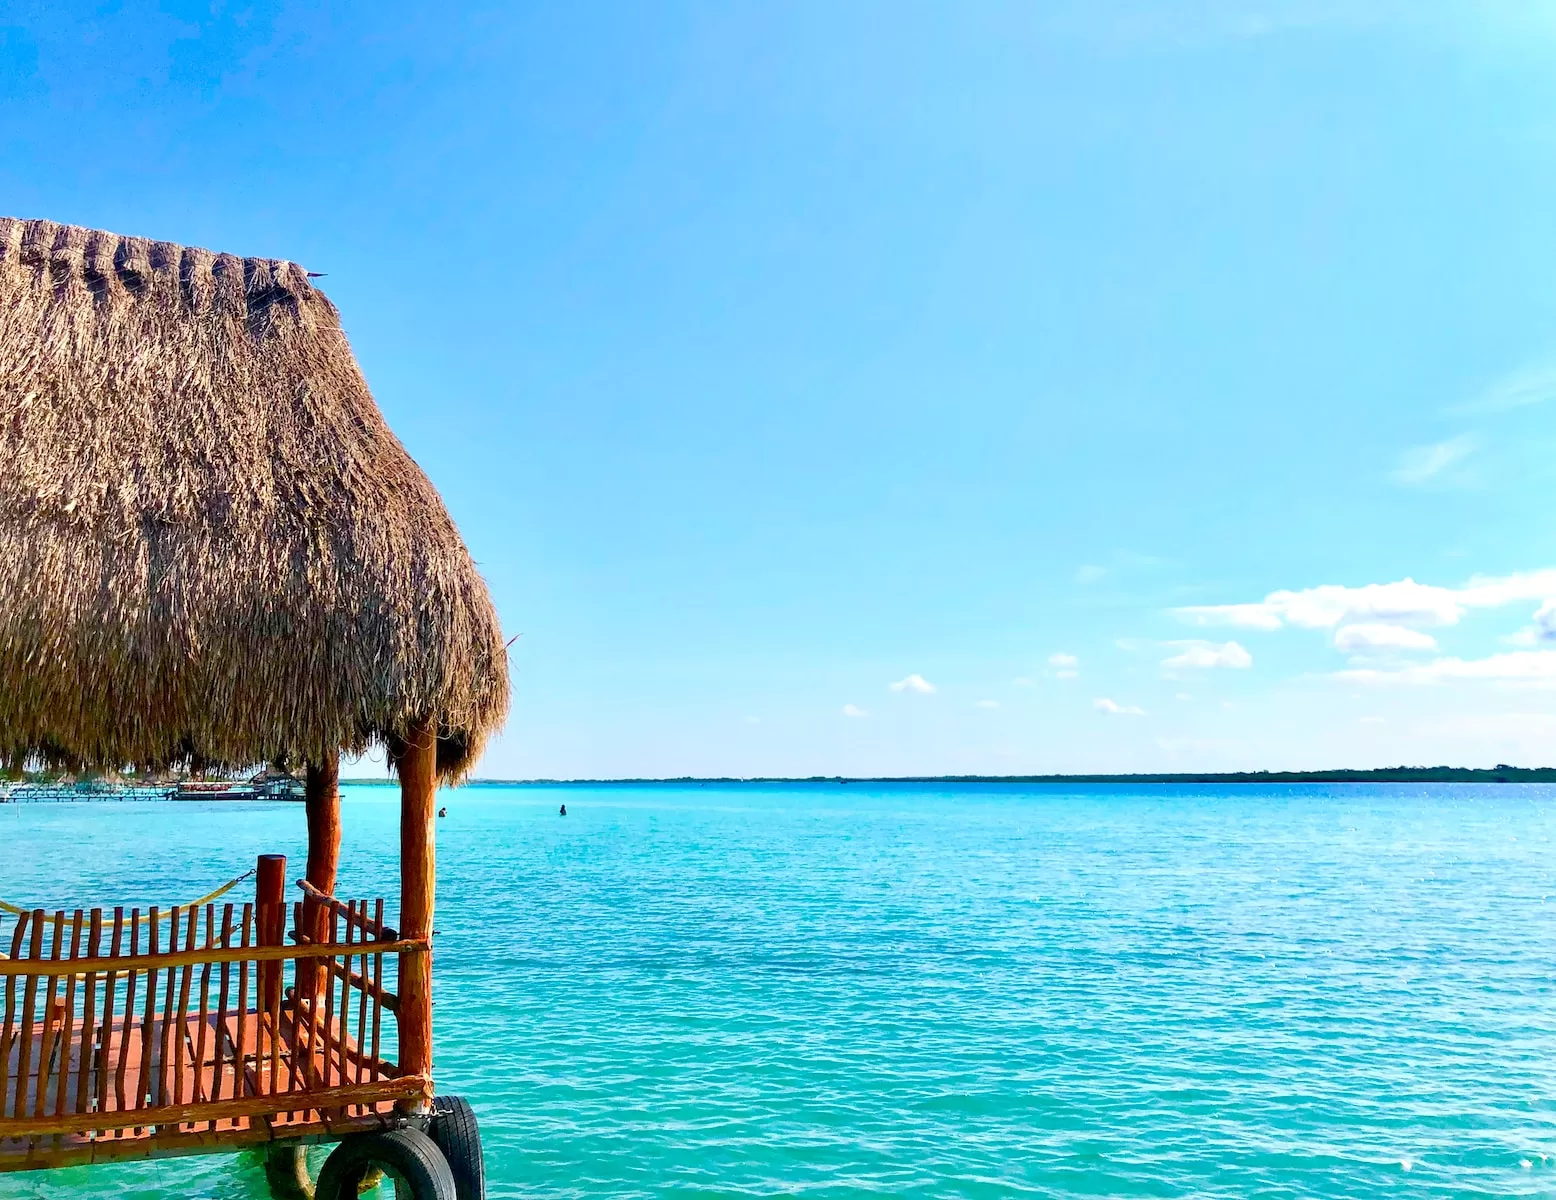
[0,773,304,803]
[0,782,172,803]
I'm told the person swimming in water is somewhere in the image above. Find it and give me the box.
[437,806,447,818]
[559,803,567,816]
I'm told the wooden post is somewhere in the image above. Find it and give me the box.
[255,854,287,1015]
[395,718,437,1111]
[298,754,341,1000]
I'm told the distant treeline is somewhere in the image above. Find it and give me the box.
[343,765,1556,786]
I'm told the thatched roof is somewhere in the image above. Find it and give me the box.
[0,217,508,779]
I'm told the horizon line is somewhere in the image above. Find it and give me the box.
[341,764,1556,786]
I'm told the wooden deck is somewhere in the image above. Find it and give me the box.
[0,890,429,1170]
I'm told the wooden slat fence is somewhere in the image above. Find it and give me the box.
[0,894,422,1154]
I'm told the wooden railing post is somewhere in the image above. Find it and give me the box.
[395,718,437,1112]
[255,854,287,1014]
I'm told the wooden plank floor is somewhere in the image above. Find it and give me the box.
[1,1007,395,1148]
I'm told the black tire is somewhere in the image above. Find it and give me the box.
[316,1128,456,1200]
[428,1095,486,1200]
[262,1143,313,1200]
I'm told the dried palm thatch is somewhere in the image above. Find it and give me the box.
[0,217,508,779]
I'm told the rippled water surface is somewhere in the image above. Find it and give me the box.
[2,782,1555,1198]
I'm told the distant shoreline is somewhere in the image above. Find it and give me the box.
[342,766,1556,786]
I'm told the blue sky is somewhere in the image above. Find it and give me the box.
[7,2,1556,777]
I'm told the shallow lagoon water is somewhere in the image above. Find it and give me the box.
[1,781,1554,1198]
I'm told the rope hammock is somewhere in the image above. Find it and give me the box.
[0,868,257,938]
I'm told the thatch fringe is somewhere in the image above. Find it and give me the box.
[0,218,508,779]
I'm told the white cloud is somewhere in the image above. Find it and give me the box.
[1094,697,1146,716]
[1047,651,1080,679]
[1457,573,1556,608]
[888,674,936,694]
[975,699,1000,709]
[1392,435,1478,485]
[1075,564,1107,584]
[1161,640,1252,670]
[842,704,869,718]
[1173,602,1283,630]
[1340,649,1556,686]
[1176,570,1556,631]
[1456,363,1556,415]
[1506,599,1556,646]
[1332,623,1438,652]
[1278,580,1464,626]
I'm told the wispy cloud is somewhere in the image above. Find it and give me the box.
[1094,697,1146,716]
[1392,434,1479,485]
[1340,649,1556,686]
[975,699,1000,709]
[1176,570,1556,631]
[1332,623,1437,652]
[1454,363,1556,415]
[1161,640,1252,670]
[1047,651,1080,679]
[1073,551,1170,587]
[1175,603,1282,630]
[888,674,936,694]
[842,704,869,718]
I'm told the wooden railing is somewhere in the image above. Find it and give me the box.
[0,889,427,1161]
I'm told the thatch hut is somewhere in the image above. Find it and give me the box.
[0,215,507,777]
[0,217,507,1194]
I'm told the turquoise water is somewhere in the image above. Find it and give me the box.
[2,782,1556,1197]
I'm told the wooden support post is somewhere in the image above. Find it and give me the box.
[305,754,342,897]
[395,718,437,1111]
[298,754,341,1001]
[255,854,287,1015]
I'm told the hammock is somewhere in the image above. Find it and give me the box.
[0,867,257,948]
